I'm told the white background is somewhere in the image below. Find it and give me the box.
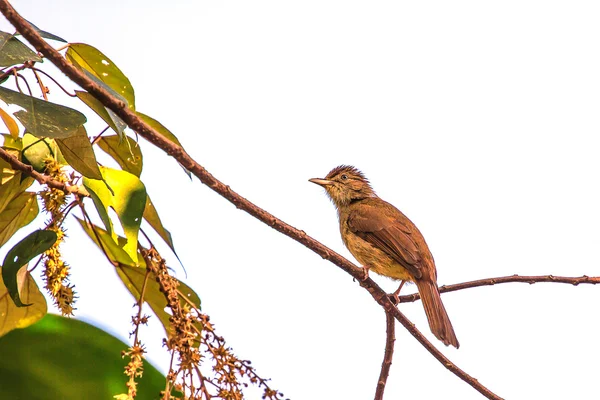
[3,1,600,399]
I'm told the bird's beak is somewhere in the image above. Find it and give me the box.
[309,178,333,187]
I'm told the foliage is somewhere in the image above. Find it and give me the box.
[0,314,167,400]
[0,22,283,400]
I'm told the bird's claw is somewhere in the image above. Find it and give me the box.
[361,266,370,281]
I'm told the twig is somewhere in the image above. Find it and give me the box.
[0,146,88,196]
[397,274,600,304]
[13,71,32,95]
[0,4,501,398]
[374,311,395,400]
[31,68,48,100]
[31,67,77,97]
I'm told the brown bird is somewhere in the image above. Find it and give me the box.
[310,165,459,348]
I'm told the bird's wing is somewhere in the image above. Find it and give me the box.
[347,203,423,279]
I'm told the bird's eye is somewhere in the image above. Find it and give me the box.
[341,174,348,180]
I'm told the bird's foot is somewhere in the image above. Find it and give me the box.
[388,280,406,305]
[360,265,371,281]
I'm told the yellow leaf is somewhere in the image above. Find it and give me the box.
[0,107,19,138]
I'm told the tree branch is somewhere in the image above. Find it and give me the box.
[374,311,395,400]
[397,274,600,303]
[0,146,87,196]
[0,3,502,399]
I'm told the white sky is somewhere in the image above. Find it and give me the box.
[3,0,600,399]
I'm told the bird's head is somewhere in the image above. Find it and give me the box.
[309,165,375,208]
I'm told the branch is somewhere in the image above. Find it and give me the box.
[0,3,502,399]
[398,274,600,303]
[374,312,395,400]
[0,146,88,196]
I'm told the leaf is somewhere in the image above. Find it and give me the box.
[83,167,146,262]
[55,126,102,179]
[0,192,38,248]
[136,111,184,148]
[66,44,135,110]
[0,107,19,139]
[0,31,42,67]
[21,133,61,172]
[0,87,86,139]
[143,195,175,252]
[0,314,167,399]
[97,134,142,177]
[0,269,46,336]
[75,90,126,137]
[0,172,34,214]
[136,112,190,177]
[74,217,143,267]
[117,265,201,340]
[1,230,57,307]
[24,19,67,43]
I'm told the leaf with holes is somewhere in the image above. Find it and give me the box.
[66,44,135,110]
[56,126,102,180]
[0,268,46,337]
[1,230,57,307]
[75,91,126,138]
[0,87,86,139]
[83,167,146,263]
[97,134,142,177]
[0,192,38,248]
[0,31,42,67]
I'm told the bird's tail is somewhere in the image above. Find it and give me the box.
[415,279,459,348]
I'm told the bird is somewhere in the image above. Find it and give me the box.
[309,165,459,348]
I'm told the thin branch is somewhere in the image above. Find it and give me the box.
[13,71,32,95]
[397,274,600,304]
[0,146,88,196]
[90,125,110,145]
[31,68,48,100]
[0,60,33,82]
[374,311,395,400]
[31,67,77,97]
[0,4,502,399]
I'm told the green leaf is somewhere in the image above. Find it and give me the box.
[1,133,21,151]
[97,134,142,177]
[117,265,201,341]
[136,111,184,148]
[66,44,135,110]
[0,269,46,336]
[24,20,67,43]
[0,87,86,139]
[0,192,38,248]
[0,172,34,214]
[83,167,146,262]
[0,107,19,139]
[75,91,126,137]
[143,195,175,252]
[0,31,42,67]
[55,126,102,180]
[74,217,143,267]
[1,230,57,307]
[136,112,190,177]
[0,314,168,400]
[21,133,61,172]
